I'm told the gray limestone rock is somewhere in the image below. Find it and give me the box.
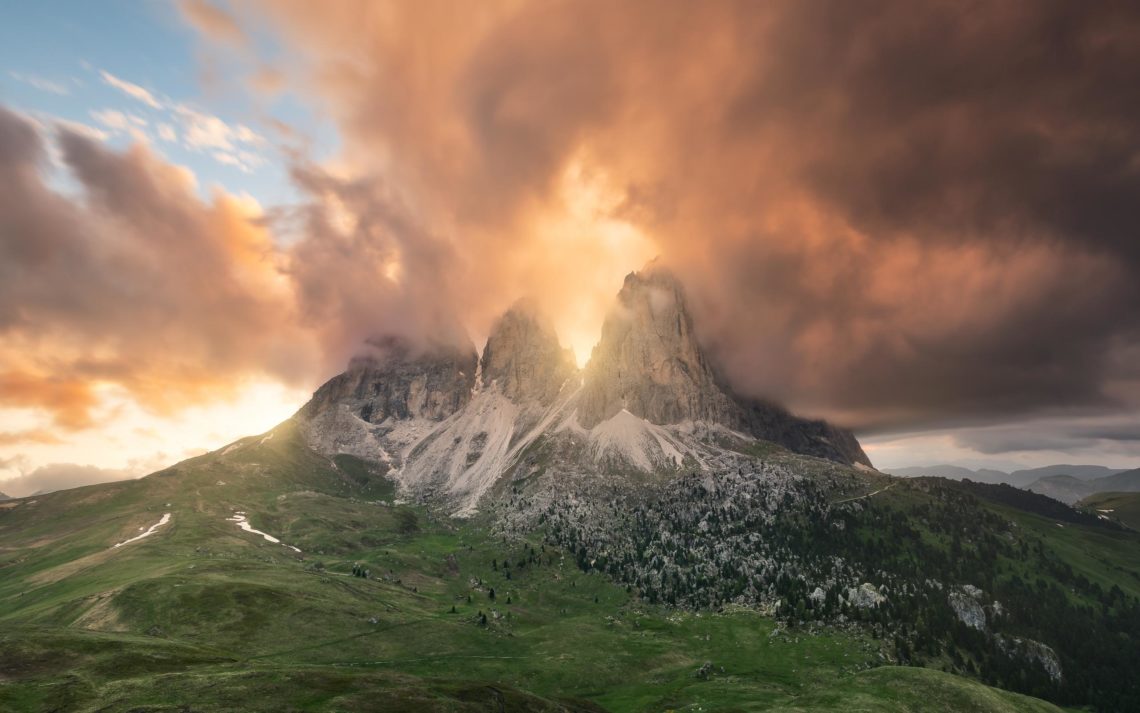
[481,301,577,404]
[301,336,478,426]
[578,264,870,466]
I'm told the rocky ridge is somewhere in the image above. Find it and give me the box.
[297,264,871,514]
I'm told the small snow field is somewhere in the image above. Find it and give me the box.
[227,512,302,553]
[112,513,171,548]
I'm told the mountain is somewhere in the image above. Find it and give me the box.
[1026,468,1140,505]
[1024,475,1096,505]
[299,264,870,515]
[576,266,870,467]
[887,465,1010,483]
[6,266,1140,712]
[0,491,9,501]
[1090,467,1140,492]
[888,463,1130,489]
[1010,464,1128,485]
[0,417,1086,712]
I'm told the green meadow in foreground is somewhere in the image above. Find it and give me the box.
[0,423,1090,711]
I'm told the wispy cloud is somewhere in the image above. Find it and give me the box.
[51,117,109,142]
[93,68,265,170]
[175,103,265,170]
[90,109,150,145]
[100,70,162,109]
[8,71,71,95]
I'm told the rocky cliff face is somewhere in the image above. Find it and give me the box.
[578,265,736,428]
[301,336,478,425]
[578,265,871,467]
[480,302,578,404]
[295,263,871,513]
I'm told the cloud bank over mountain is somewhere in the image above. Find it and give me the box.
[3,1,1140,475]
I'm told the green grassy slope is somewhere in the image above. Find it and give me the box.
[0,424,1072,712]
[1079,491,1140,531]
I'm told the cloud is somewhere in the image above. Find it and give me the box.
[179,0,246,45]
[174,103,265,169]
[236,0,1140,435]
[100,70,162,109]
[0,106,315,429]
[0,429,64,446]
[8,71,70,95]
[6,2,1140,466]
[0,462,136,498]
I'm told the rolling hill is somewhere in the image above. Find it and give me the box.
[0,421,1101,713]
[1026,468,1140,505]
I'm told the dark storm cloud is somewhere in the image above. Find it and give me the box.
[953,413,1140,457]
[238,0,1140,435]
[2,1,1134,455]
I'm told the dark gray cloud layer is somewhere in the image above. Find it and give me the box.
[243,0,1140,438]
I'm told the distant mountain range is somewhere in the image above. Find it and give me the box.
[1024,469,1140,505]
[0,491,8,501]
[887,464,1130,487]
[887,464,1140,505]
[886,465,1012,483]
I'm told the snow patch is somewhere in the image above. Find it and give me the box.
[227,512,302,553]
[112,513,171,548]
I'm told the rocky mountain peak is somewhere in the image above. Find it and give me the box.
[480,300,578,404]
[300,334,478,425]
[577,263,732,428]
[578,263,871,466]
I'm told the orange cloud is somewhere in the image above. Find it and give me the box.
[0,428,65,446]
[237,0,1140,432]
[0,372,99,430]
[0,107,316,431]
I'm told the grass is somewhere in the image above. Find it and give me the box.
[1079,492,1140,531]
[0,422,1070,712]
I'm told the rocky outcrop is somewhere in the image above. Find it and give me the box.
[949,585,987,630]
[301,336,478,425]
[294,262,872,513]
[578,264,871,467]
[297,336,478,463]
[997,635,1063,683]
[846,582,886,609]
[578,265,735,428]
[480,301,577,404]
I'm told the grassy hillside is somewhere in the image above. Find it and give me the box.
[0,423,1100,712]
[1079,491,1140,530]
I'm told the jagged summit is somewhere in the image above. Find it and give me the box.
[578,264,731,428]
[480,300,578,404]
[578,265,871,466]
[301,335,478,425]
[296,263,871,513]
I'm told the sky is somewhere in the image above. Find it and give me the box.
[2,0,1139,496]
